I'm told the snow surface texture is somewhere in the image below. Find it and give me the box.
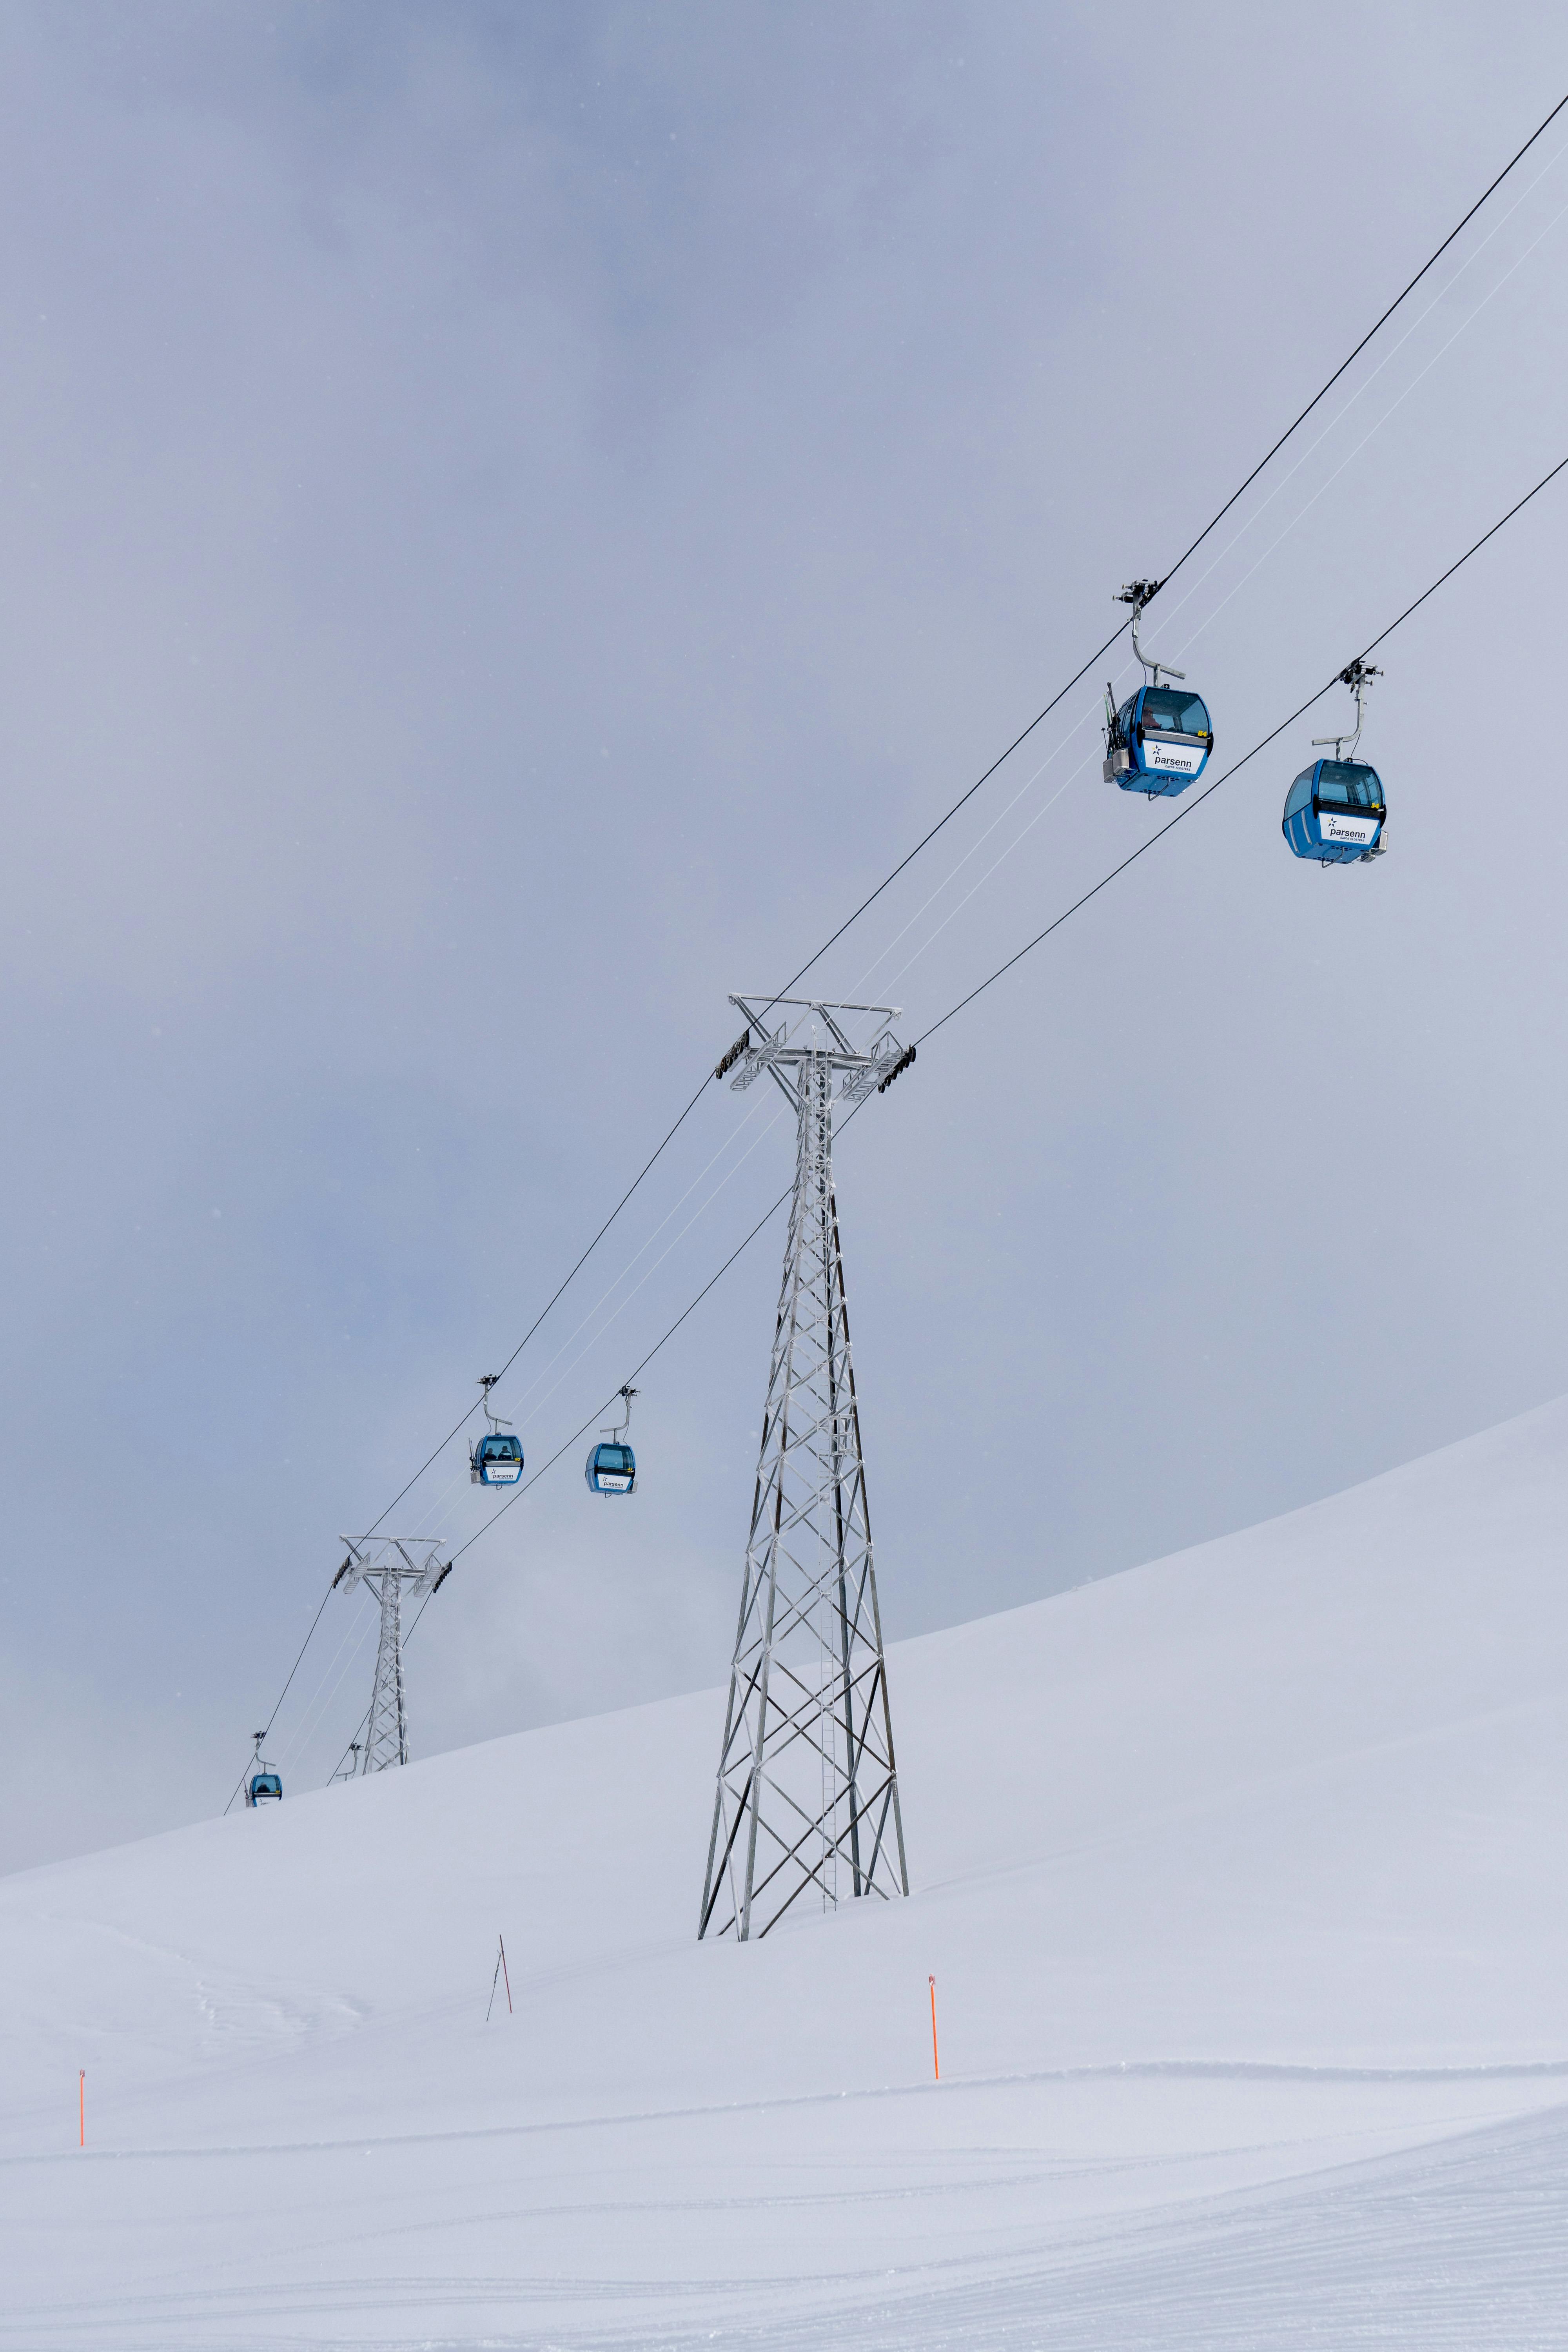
[6,1399,1568,2348]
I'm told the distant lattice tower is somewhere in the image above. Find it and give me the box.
[333,1538,451,1773]
[700,996,915,1941]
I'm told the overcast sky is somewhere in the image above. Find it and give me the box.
[3,1,1567,1875]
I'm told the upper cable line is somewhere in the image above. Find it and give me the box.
[360,83,1568,1548]
[914,447,1568,1049]
[432,442,1568,1585]
[756,84,1568,1021]
[284,433,1568,1808]
[1153,89,1568,601]
[230,94,1568,1803]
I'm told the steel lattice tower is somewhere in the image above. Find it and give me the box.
[333,1538,451,1774]
[700,996,914,1941]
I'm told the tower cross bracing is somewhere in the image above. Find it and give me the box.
[700,996,911,1942]
[333,1537,450,1774]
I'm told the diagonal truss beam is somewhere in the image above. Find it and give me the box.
[700,1010,909,1942]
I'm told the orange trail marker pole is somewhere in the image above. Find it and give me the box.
[499,1935,513,2016]
[78,2071,84,2149]
[929,1976,940,2082]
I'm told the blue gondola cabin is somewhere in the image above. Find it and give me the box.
[1282,759,1385,865]
[1104,684,1214,797]
[471,1432,524,1486]
[585,1441,636,1495]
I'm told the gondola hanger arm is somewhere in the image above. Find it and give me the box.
[1311,659,1381,760]
[1114,579,1184,688]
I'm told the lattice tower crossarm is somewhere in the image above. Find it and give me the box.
[332,1538,451,1775]
[700,997,911,1942]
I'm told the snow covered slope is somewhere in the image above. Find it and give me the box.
[6,1399,1568,2347]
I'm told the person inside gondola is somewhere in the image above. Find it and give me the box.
[1140,688,1209,738]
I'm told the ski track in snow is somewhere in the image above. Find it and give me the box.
[10,1396,1568,2346]
[9,2100,1568,2348]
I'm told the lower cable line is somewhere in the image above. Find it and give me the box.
[237,446,1568,1802]
[917,446,1568,1047]
[356,1067,717,1545]
[221,1585,333,1817]
[310,91,1568,1594]
[321,1180,798,1780]
[286,87,1568,1626]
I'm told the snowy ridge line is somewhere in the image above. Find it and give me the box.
[24,1401,1568,2344]
[10,2056,1568,2171]
[956,2055,1568,2088]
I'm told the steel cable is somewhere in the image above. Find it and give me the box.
[266,433,1568,1800]
[332,443,1568,1684]
[915,450,1568,1049]
[352,92,1568,1540]
[226,94,1568,1799]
